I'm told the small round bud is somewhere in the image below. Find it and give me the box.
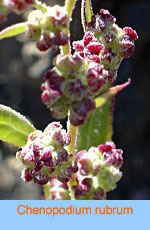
[123,27,138,41]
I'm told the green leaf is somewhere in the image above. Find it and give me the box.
[81,0,93,32]
[95,79,130,108]
[76,97,113,152]
[0,104,36,147]
[0,22,26,40]
[76,80,130,151]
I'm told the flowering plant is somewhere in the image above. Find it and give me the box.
[0,0,138,199]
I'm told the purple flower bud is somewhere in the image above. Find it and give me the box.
[93,187,106,200]
[73,102,88,120]
[102,48,117,64]
[41,148,53,167]
[119,36,135,58]
[77,150,92,175]
[98,142,115,153]
[56,149,69,165]
[86,42,104,55]
[21,168,34,182]
[98,142,123,168]
[44,69,65,93]
[123,27,138,41]
[99,9,115,24]
[84,98,96,112]
[65,79,87,101]
[73,41,84,51]
[81,178,92,192]
[34,160,43,172]
[104,31,115,44]
[83,31,95,46]
[34,172,49,185]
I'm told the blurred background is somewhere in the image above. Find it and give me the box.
[0,0,149,199]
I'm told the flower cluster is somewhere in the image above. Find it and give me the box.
[71,141,123,199]
[41,9,138,124]
[3,0,34,14]
[41,53,108,126]
[73,31,104,64]
[16,122,77,185]
[85,9,138,81]
[26,6,68,51]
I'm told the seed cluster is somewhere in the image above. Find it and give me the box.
[41,9,137,124]
[16,122,77,185]
[41,52,108,126]
[86,9,138,81]
[71,141,123,199]
[26,6,68,51]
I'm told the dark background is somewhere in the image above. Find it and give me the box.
[0,0,149,199]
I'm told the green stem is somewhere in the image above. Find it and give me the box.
[61,0,78,200]
[43,182,50,200]
[68,177,76,200]
[61,0,78,161]
[67,117,78,160]
[61,0,77,55]
[34,0,48,12]
[65,0,77,18]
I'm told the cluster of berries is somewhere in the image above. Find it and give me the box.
[26,6,68,51]
[16,122,77,185]
[71,141,123,199]
[41,52,108,126]
[85,9,138,81]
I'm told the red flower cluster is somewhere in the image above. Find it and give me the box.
[85,9,138,81]
[26,6,68,51]
[41,52,108,126]
[16,122,77,185]
[73,141,123,197]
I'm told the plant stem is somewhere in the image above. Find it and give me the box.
[61,0,78,161]
[61,0,77,55]
[43,182,50,200]
[67,117,78,160]
[65,0,77,19]
[34,0,48,12]
[68,177,76,200]
[62,0,78,200]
